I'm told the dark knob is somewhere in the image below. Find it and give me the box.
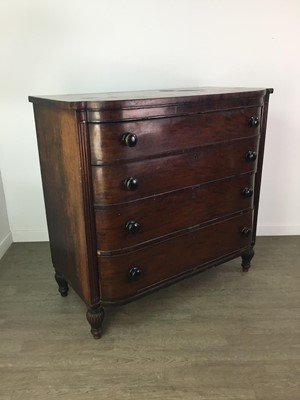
[125,220,141,234]
[122,133,137,147]
[128,267,142,282]
[248,116,260,128]
[240,227,252,237]
[124,177,139,191]
[241,187,254,198]
[245,150,257,162]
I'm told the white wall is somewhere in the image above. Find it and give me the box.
[0,170,12,258]
[0,0,299,241]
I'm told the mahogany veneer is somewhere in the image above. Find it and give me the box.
[29,87,273,338]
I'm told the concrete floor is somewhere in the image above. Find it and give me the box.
[0,237,299,400]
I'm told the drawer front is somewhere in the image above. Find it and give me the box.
[89,107,262,164]
[96,174,255,252]
[99,211,253,301]
[92,136,259,204]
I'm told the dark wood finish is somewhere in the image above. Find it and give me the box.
[89,107,262,164]
[95,174,255,252]
[86,307,105,339]
[241,246,255,271]
[29,88,270,122]
[92,137,259,204]
[87,97,265,123]
[99,211,253,301]
[32,106,99,307]
[76,113,101,305]
[54,272,69,297]
[28,87,269,110]
[252,91,272,245]
[29,87,272,338]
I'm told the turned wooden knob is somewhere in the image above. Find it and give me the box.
[128,267,143,282]
[122,133,138,147]
[125,220,141,234]
[241,187,254,198]
[240,227,252,237]
[248,116,260,127]
[245,150,257,162]
[124,177,139,191]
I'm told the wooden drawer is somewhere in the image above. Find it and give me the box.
[99,211,253,301]
[95,173,255,252]
[92,136,259,204]
[89,107,262,164]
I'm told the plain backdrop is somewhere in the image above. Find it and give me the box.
[0,0,299,242]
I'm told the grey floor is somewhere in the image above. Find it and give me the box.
[0,237,300,400]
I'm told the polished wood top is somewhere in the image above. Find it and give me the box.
[29,87,273,110]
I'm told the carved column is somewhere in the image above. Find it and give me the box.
[86,307,105,339]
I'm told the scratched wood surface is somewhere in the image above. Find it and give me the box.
[0,236,299,400]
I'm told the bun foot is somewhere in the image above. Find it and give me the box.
[54,272,69,297]
[86,307,105,339]
[241,247,255,271]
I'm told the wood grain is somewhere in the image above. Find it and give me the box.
[29,87,272,339]
[89,107,262,164]
[33,106,99,307]
[95,173,255,251]
[98,211,253,301]
[92,137,259,204]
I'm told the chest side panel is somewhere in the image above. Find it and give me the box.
[33,105,99,306]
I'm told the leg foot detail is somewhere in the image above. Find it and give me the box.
[86,307,105,339]
[241,247,255,271]
[54,272,69,297]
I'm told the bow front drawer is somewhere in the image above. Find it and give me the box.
[89,107,262,164]
[99,211,254,301]
[92,136,259,204]
[95,173,255,252]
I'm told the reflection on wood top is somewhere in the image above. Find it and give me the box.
[29,87,273,110]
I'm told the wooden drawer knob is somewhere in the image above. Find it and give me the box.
[248,116,260,127]
[122,133,138,147]
[240,227,252,237]
[245,150,257,162]
[125,220,141,234]
[124,177,139,191]
[128,267,143,282]
[241,187,254,198]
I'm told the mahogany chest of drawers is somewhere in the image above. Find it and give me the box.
[29,87,273,338]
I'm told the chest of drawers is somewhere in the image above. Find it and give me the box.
[29,87,273,339]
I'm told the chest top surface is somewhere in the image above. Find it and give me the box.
[28,87,273,110]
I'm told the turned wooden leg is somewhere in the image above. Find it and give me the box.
[86,307,105,339]
[54,272,69,297]
[241,247,255,271]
